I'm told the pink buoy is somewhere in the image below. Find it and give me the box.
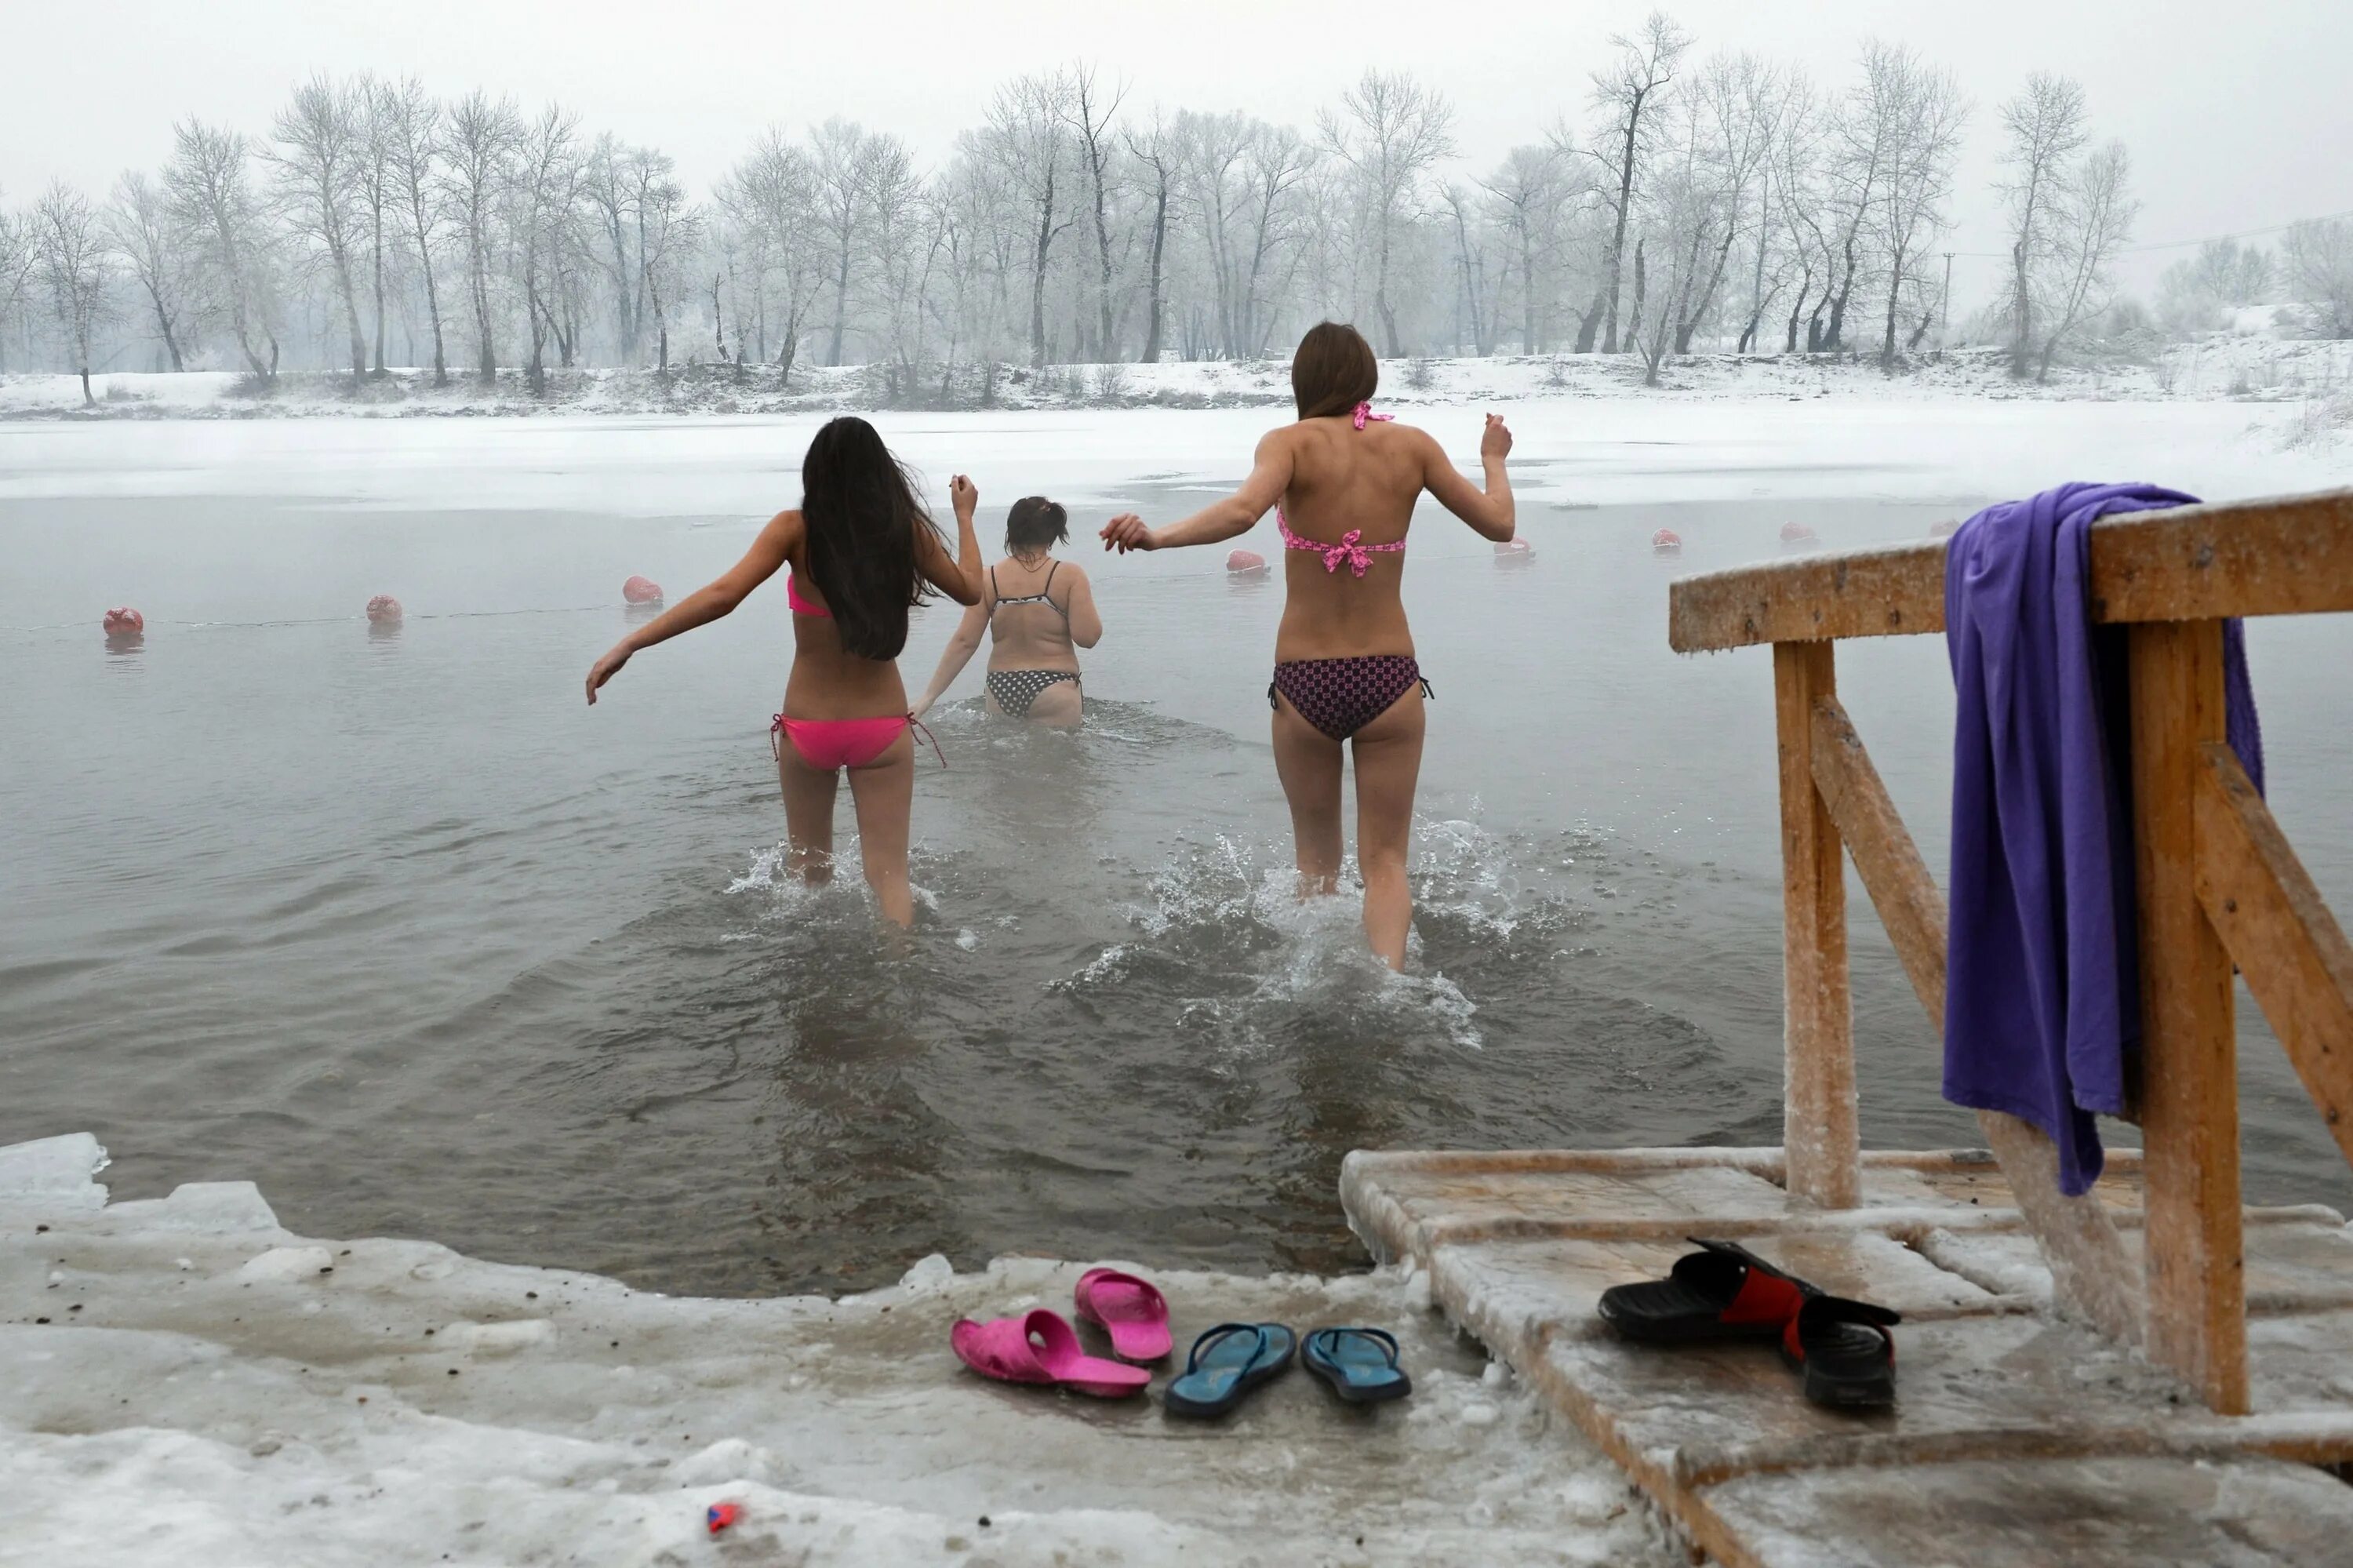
[1651,529,1682,556]
[1494,537,1533,562]
[103,606,145,640]
[623,575,665,605]
[1780,521,1818,546]
[365,595,402,624]
[1224,549,1267,578]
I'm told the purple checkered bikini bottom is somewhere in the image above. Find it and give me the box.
[1269,655,1433,741]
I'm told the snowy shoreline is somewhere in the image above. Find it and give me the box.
[6,340,2349,425]
[2,1133,1676,1566]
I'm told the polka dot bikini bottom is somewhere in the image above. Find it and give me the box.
[1269,655,1432,740]
[987,668,1079,717]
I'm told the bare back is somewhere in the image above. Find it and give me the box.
[1271,417,1435,663]
[984,555,1080,674]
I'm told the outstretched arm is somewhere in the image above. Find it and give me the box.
[915,474,986,605]
[1421,415,1515,542]
[914,598,990,719]
[585,509,798,704]
[1062,565,1103,649]
[1099,430,1293,553]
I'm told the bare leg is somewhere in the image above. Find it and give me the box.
[1349,686,1427,971]
[1271,691,1345,899]
[775,733,841,886]
[845,728,918,926]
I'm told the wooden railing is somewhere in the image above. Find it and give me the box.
[1667,488,2353,1414]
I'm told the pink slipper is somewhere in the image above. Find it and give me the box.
[951,1308,1150,1398]
[1075,1268,1174,1363]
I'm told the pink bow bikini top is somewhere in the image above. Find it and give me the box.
[1276,402,1404,578]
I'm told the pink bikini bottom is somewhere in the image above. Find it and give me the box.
[769,713,944,771]
[772,714,908,770]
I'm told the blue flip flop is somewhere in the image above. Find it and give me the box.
[1302,1327,1413,1405]
[1162,1322,1296,1419]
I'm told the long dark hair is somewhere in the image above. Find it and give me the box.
[1292,321,1379,420]
[799,416,943,660]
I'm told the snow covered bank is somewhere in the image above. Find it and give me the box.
[0,1135,1674,1566]
[5,343,2340,424]
[2,396,2344,525]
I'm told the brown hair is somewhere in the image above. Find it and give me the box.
[1291,321,1378,420]
[1004,496,1069,552]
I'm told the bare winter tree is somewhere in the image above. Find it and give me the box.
[1060,63,1129,362]
[352,75,396,375]
[2157,238,2275,336]
[513,104,584,394]
[1319,70,1454,356]
[2028,140,2135,379]
[1480,143,1575,355]
[1580,11,1693,352]
[1182,111,1315,358]
[984,75,1076,367]
[632,165,700,371]
[0,198,38,373]
[441,90,522,384]
[2282,219,2353,339]
[1997,73,2088,377]
[804,120,878,366]
[1441,183,1497,355]
[166,119,280,380]
[1856,42,1968,368]
[1124,111,1180,365]
[724,129,830,384]
[377,78,449,385]
[1664,53,1787,355]
[34,184,117,405]
[107,170,195,372]
[272,76,371,380]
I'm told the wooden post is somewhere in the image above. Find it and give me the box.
[1774,641,1858,1207]
[2128,618,2249,1413]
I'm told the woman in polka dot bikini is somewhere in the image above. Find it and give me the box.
[1099,322,1515,970]
[916,496,1103,728]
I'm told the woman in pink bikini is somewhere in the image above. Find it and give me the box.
[585,417,984,926]
[1099,322,1514,970]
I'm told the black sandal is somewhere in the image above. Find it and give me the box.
[1596,1239,1817,1344]
[1778,1294,1901,1409]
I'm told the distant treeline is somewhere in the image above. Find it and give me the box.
[4,8,2350,406]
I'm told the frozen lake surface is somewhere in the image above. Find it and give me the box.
[2,398,2349,1299]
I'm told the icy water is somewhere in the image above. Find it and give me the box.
[3,409,2348,1296]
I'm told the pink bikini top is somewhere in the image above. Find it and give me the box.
[786,573,831,618]
[1276,402,1404,577]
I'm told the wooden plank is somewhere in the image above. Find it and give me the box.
[1774,642,1858,1207]
[2129,619,2249,1413]
[1807,694,1947,1021]
[2195,741,2353,1170]
[1671,539,1945,653]
[2092,486,2353,626]
[1668,487,2353,653]
[1806,693,2144,1344]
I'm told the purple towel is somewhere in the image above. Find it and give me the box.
[1943,482,2262,1195]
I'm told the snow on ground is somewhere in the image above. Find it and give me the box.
[1,1135,1675,1567]
[1,391,2345,526]
[3,342,2348,427]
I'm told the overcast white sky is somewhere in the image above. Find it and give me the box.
[6,0,2349,310]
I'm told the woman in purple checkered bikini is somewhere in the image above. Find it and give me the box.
[1099,321,1515,970]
